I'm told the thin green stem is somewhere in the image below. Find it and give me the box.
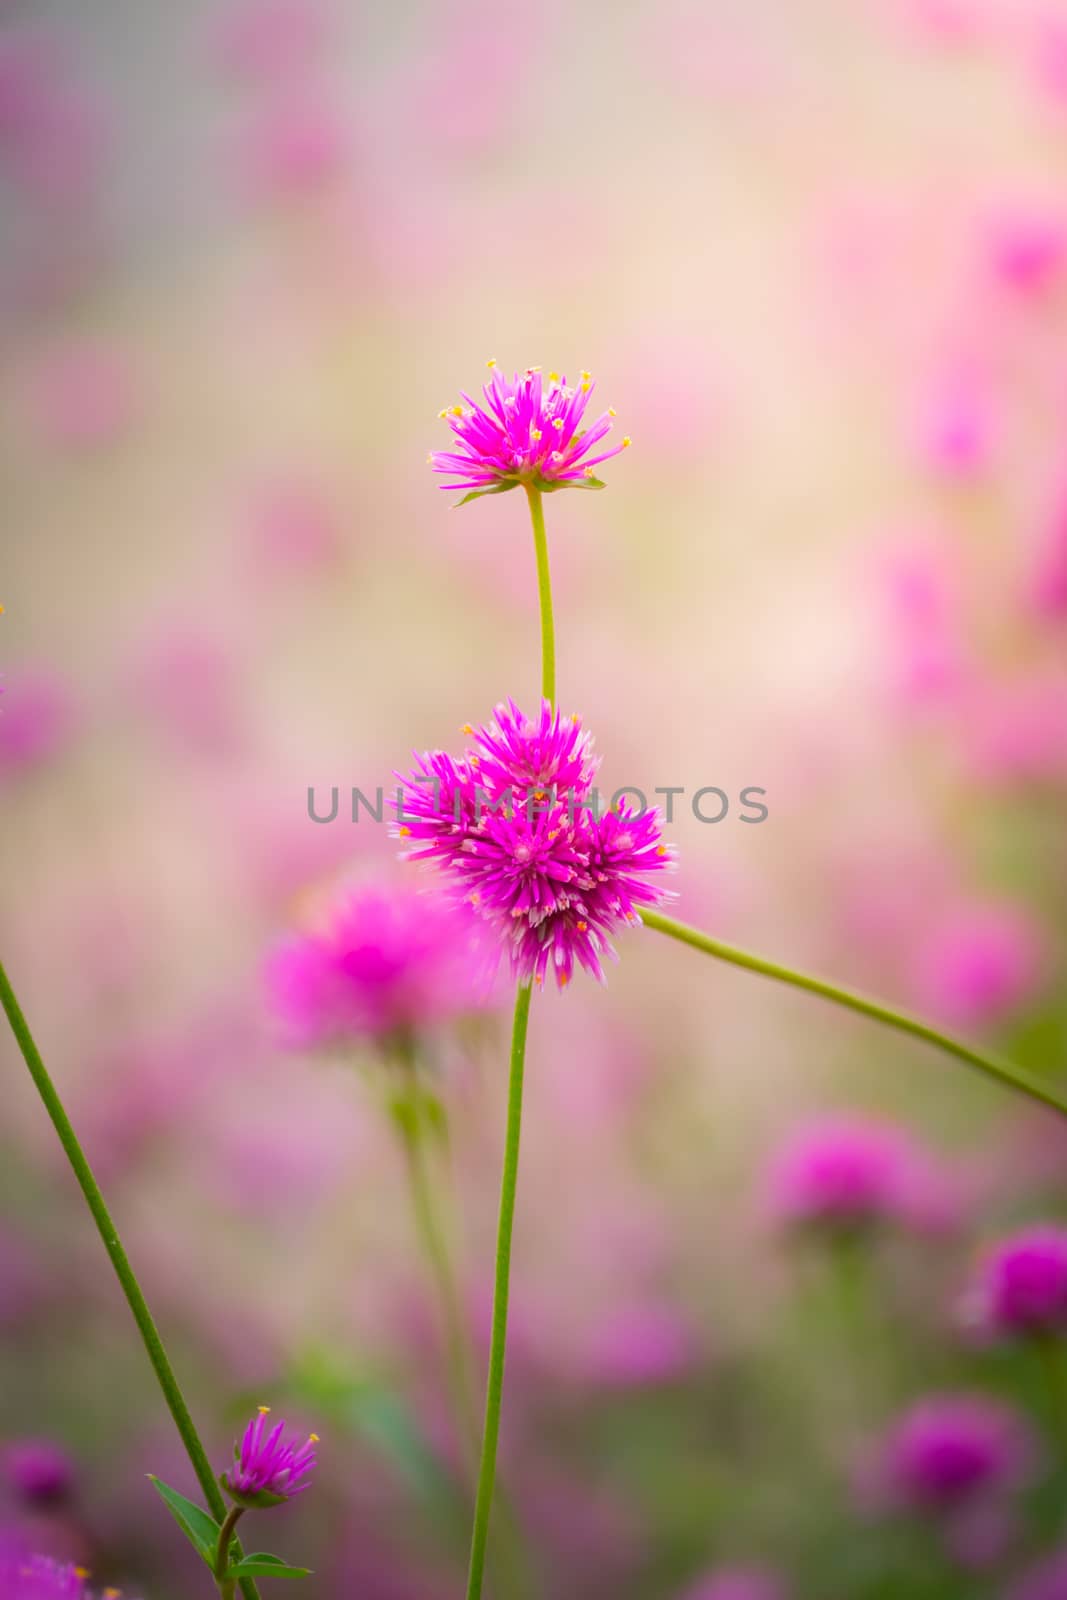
[399,1107,481,1463]
[465,983,531,1600]
[525,484,555,705]
[0,960,261,1600]
[641,910,1067,1119]
[214,1504,245,1595]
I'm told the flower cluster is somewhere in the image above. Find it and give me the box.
[394,699,674,989]
[430,362,630,498]
[768,1115,942,1235]
[221,1406,318,1509]
[264,876,484,1049]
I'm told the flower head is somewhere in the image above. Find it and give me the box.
[875,1393,1031,1513]
[394,700,674,989]
[767,1115,930,1234]
[0,1553,110,1599]
[265,876,485,1049]
[3,1439,75,1506]
[222,1407,318,1509]
[430,362,630,501]
[966,1225,1067,1340]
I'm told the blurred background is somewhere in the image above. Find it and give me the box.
[4,0,1067,1595]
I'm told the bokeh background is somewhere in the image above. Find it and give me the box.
[4,0,1067,1595]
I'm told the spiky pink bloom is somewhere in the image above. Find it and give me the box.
[222,1407,318,1508]
[966,1225,1067,1340]
[265,877,484,1048]
[430,363,631,498]
[0,1553,116,1599]
[394,699,674,989]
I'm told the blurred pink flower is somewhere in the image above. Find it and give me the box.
[579,1303,699,1388]
[963,1224,1067,1340]
[0,28,107,206]
[1030,484,1067,617]
[0,672,77,781]
[238,476,342,577]
[768,1115,943,1234]
[985,204,1067,296]
[265,876,486,1049]
[211,0,332,83]
[678,1568,787,1600]
[871,1392,1032,1513]
[913,364,996,477]
[239,94,348,200]
[873,536,964,709]
[124,625,243,757]
[911,899,1044,1029]
[963,671,1067,784]
[27,342,137,451]
[2,1441,74,1507]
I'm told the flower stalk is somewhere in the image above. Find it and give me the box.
[215,1505,245,1599]
[0,958,262,1600]
[640,909,1067,1119]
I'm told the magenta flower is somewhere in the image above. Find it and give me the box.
[222,1406,318,1509]
[875,1393,1031,1513]
[966,1225,1067,1340]
[678,1568,787,1600]
[430,362,631,500]
[0,1553,92,1598]
[767,1115,931,1234]
[394,699,674,989]
[264,876,486,1048]
[3,1439,75,1505]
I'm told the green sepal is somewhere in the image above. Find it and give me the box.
[148,1476,220,1568]
[451,476,521,508]
[221,1470,288,1510]
[227,1553,312,1579]
[537,473,606,493]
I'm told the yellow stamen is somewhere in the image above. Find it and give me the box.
[531,428,542,441]
[552,417,564,431]
[657,845,667,855]
[580,369,591,381]
[399,826,411,837]
[577,920,588,932]
[438,408,448,419]
[309,1433,320,1443]
[607,407,616,417]
[450,405,464,417]
[622,435,632,448]
[258,1405,271,1415]
[486,357,497,368]
[462,723,474,734]
[548,370,560,382]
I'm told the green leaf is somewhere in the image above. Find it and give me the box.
[148,1476,220,1568]
[539,474,606,493]
[228,1553,312,1578]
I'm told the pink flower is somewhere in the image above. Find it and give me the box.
[768,1115,940,1234]
[913,364,995,477]
[912,900,1044,1029]
[678,1568,787,1600]
[0,671,77,780]
[965,1225,1067,1340]
[211,0,331,83]
[221,1406,317,1508]
[265,876,486,1047]
[873,1393,1032,1513]
[393,700,675,989]
[430,364,630,499]
[986,205,1067,296]
[27,342,137,451]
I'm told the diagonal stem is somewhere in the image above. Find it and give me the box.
[465,982,532,1600]
[641,910,1067,1119]
[0,960,262,1600]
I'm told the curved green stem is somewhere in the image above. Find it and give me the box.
[465,983,532,1600]
[525,484,555,705]
[0,960,261,1600]
[641,910,1067,1119]
[214,1503,245,1596]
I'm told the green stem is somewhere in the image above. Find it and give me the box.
[398,1105,481,1463]
[0,960,261,1600]
[525,484,555,705]
[641,910,1067,1119]
[465,983,532,1600]
[214,1504,245,1595]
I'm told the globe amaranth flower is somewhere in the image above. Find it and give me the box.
[221,1407,318,1509]
[767,1115,939,1235]
[0,1552,126,1599]
[3,1438,75,1506]
[875,1393,1032,1514]
[394,699,674,990]
[429,361,630,501]
[965,1224,1067,1340]
[264,876,485,1049]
